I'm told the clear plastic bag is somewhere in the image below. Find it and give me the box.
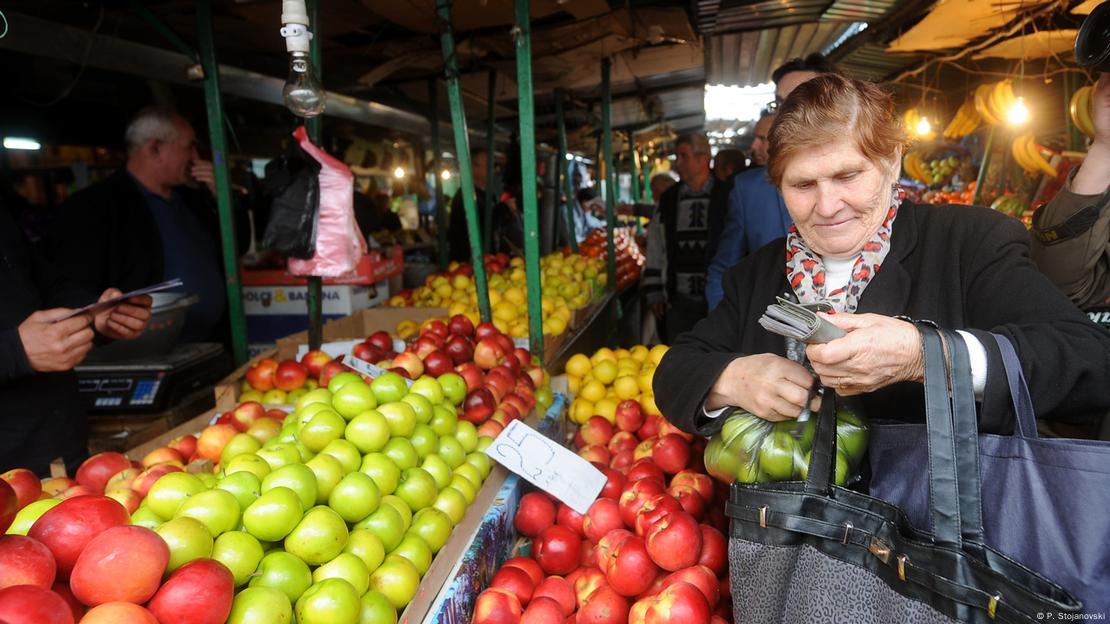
[703,400,868,486]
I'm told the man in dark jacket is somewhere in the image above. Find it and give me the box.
[50,107,241,343]
[446,148,523,262]
[1,190,151,475]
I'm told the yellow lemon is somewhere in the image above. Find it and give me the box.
[566,354,592,378]
[505,287,526,307]
[649,344,669,366]
[451,274,471,290]
[614,348,631,360]
[614,376,640,400]
[637,366,655,394]
[435,283,453,299]
[566,374,581,395]
[630,345,649,362]
[571,399,595,424]
[493,318,511,334]
[545,316,567,335]
[493,302,518,324]
[595,398,618,423]
[593,360,618,385]
[488,289,503,306]
[580,380,607,403]
[640,393,661,417]
[591,348,617,366]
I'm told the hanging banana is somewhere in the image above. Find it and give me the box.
[975,84,1000,125]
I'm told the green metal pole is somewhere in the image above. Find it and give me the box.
[484,70,497,254]
[131,0,197,59]
[555,90,578,252]
[430,79,449,271]
[514,0,544,359]
[438,0,491,322]
[304,0,324,350]
[196,0,248,365]
[601,58,617,292]
[972,125,996,207]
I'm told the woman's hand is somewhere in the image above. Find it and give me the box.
[806,313,923,396]
[93,290,153,341]
[705,353,818,421]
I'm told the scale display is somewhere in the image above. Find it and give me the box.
[75,343,227,414]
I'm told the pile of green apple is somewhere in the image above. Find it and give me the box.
[130,369,496,624]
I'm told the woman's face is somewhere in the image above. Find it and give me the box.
[780,138,900,258]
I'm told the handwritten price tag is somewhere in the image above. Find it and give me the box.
[485,420,605,514]
[346,355,413,387]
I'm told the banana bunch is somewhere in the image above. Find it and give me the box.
[974,84,1000,125]
[903,108,937,141]
[987,80,1017,123]
[943,100,981,139]
[1010,132,1057,178]
[902,151,930,183]
[1070,86,1096,138]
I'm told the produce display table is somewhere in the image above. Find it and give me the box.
[87,387,214,455]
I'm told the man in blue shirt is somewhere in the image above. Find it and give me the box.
[705,54,838,309]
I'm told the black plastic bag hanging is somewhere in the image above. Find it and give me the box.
[260,141,321,258]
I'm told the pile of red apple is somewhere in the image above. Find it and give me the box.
[471,400,733,624]
[350,315,553,438]
[241,351,343,406]
[0,490,234,624]
[389,254,511,306]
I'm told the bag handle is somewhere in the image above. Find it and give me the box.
[919,324,963,548]
[802,386,840,495]
[991,333,1038,439]
[938,327,985,548]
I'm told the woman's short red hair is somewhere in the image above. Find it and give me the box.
[767,74,905,187]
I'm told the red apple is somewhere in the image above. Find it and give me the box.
[484,368,515,400]
[637,414,662,441]
[75,452,132,494]
[503,557,545,588]
[412,336,442,359]
[670,471,714,504]
[70,526,168,606]
[618,479,666,528]
[521,595,564,624]
[662,565,718,608]
[473,587,523,624]
[455,362,484,391]
[491,565,535,607]
[448,314,475,338]
[532,576,575,616]
[146,558,234,624]
[595,528,632,570]
[657,420,695,442]
[474,338,506,370]
[696,525,727,576]
[52,582,85,622]
[578,445,609,465]
[366,331,394,353]
[494,334,514,357]
[515,493,556,538]
[78,601,159,624]
[652,435,691,475]
[629,580,711,623]
[610,450,634,472]
[422,350,455,377]
[580,498,620,543]
[40,477,75,498]
[625,460,665,486]
[131,463,183,498]
[615,400,645,433]
[393,352,425,379]
[318,359,350,387]
[167,435,197,461]
[527,366,545,389]
[422,319,449,339]
[594,465,626,501]
[555,504,585,538]
[666,485,704,520]
[444,335,475,365]
[27,495,129,580]
[196,424,237,462]
[580,417,614,447]
[475,322,500,340]
[511,348,533,369]
[577,585,628,624]
[0,535,56,589]
[462,387,497,424]
[140,447,184,469]
[478,420,505,439]
[104,488,142,514]
[274,360,308,392]
[0,584,75,624]
[606,432,638,456]
[571,567,607,611]
[1,469,41,511]
[603,535,658,597]
[533,525,581,576]
[634,494,684,537]
[244,358,278,392]
[644,511,702,572]
[350,341,382,365]
[633,439,655,463]
[300,350,332,379]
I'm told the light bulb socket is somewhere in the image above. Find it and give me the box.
[281,23,312,53]
[281,0,310,26]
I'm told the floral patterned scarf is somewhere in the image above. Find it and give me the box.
[785,186,904,313]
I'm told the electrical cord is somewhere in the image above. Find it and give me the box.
[0,9,9,39]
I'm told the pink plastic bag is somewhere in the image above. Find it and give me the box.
[287,126,367,277]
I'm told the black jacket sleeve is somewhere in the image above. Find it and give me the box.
[0,328,35,383]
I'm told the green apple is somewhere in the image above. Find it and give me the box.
[196,472,218,488]
[296,388,333,411]
[436,373,467,406]
[292,440,316,462]
[295,578,360,624]
[312,553,370,595]
[221,433,263,464]
[262,463,318,509]
[437,436,466,469]
[409,507,453,552]
[428,406,458,437]
[359,453,400,495]
[213,530,265,586]
[320,439,362,474]
[368,555,421,610]
[395,467,438,513]
[242,486,303,541]
[476,436,493,452]
[344,410,391,453]
[409,424,439,459]
[249,551,313,603]
[328,372,363,393]
[454,421,478,453]
[299,409,346,452]
[420,455,453,490]
[380,495,412,533]
[286,387,308,405]
[223,453,272,480]
[146,471,206,519]
[432,486,469,525]
[382,438,418,471]
[408,376,444,406]
[343,529,385,574]
[331,381,379,420]
[306,453,345,504]
[227,586,293,624]
[400,393,434,425]
[328,471,381,524]
[175,487,241,537]
[353,504,405,552]
[390,533,433,575]
[5,498,60,535]
[296,402,333,426]
[156,516,214,572]
[256,444,302,471]
[217,471,262,511]
[464,451,493,480]
[377,402,417,438]
[285,505,349,566]
[370,372,408,404]
[129,504,163,529]
[449,475,476,504]
[359,590,397,624]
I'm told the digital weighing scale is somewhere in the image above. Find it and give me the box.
[75,343,230,413]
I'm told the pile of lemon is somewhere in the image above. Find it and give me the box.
[563,344,668,425]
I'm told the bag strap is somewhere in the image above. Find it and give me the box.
[802,386,840,496]
[938,328,985,548]
[919,323,963,548]
[991,333,1039,439]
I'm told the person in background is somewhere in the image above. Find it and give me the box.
[749,111,775,167]
[2,189,152,475]
[642,133,729,342]
[705,54,839,310]
[713,148,748,182]
[1031,72,1110,310]
[446,148,523,262]
[618,173,677,218]
[572,187,608,243]
[49,107,246,344]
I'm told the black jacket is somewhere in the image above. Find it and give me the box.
[1,202,92,476]
[447,188,523,262]
[654,202,1110,436]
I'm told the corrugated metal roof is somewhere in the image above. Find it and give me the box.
[707,21,856,86]
[823,0,898,22]
[609,85,706,128]
[698,0,832,34]
[834,41,919,81]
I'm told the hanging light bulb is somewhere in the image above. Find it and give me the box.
[280,1,326,118]
[394,167,406,179]
[915,116,932,137]
[441,169,451,180]
[1007,97,1030,127]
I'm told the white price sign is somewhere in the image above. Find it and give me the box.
[485,420,605,515]
[345,355,413,387]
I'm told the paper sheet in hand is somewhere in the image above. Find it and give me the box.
[485,420,606,515]
[52,279,184,323]
[758,297,846,344]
